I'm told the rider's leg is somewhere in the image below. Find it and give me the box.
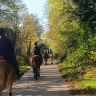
[39,54,43,62]
[11,55,22,79]
[4,55,21,79]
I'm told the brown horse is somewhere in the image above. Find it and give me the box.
[48,53,53,64]
[42,52,49,65]
[0,59,15,96]
[30,55,42,80]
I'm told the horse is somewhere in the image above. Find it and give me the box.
[48,53,53,64]
[0,58,15,96]
[30,55,42,80]
[42,52,49,65]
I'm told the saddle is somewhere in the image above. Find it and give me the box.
[30,55,37,67]
[0,56,3,59]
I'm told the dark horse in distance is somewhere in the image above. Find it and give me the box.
[30,55,42,80]
[42,51,49,65]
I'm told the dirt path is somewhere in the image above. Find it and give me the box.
[2,62,71,96]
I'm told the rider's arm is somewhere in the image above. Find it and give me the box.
[7,38,15,54]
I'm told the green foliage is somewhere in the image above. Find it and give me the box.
[72,0,96,32]
[16,54,31,66]
[20,14,43,56]
[19,65,31,74]
[0,0,28,48]
[46,0,96,95]
[0,0,43,73]
[46,0,79,61]
[46,0,96,64]
[16,55,26,65]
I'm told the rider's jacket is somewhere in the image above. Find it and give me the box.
[33,46,41,55]
[48,50,53,54]
[0,36,14,57]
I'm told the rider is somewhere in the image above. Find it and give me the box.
[48,48,53,55]
[48,48,53,64]
[0,27,21,80]
[32,42,43,77]
[32,42,43,61]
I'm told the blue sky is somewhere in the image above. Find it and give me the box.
[22,0,48,30]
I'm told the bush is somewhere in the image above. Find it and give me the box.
[16,55,30,66]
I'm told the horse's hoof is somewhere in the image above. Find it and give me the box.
[34,75,38,80]
[37,74,40,77]
[8,93,12,96]
[35,76,38,80]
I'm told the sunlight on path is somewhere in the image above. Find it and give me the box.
[2,62,70,96]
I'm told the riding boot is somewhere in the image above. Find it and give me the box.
[39,54,43,62]
[15,66,21,80]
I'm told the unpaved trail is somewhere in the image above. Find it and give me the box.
[2,62,71,96]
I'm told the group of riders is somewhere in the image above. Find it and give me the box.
[0,27,53,80]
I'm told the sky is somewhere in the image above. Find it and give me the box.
[22,0,48,31]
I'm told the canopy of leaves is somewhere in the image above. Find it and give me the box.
[72,0,96,32]
[18,14,43,56]
[46,0,96,64]
[0,0,43,65]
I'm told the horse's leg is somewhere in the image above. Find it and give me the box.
[0,93,2,96]
[37,70,39,77]
[33,67,35,78]
[51,55,53,64]
[0,85,3,96]
[7,74,15,96]
[7,83,12,96]
[45,61,46,65]
[8,93,12,96]
[51,57,52,64]
[37,66,40,77]
[45,59,47,65]
[33,67,38,80]
[0,81,5,96]
[44,59,45,65]
[35,67,38,80]
[39,67,40,72]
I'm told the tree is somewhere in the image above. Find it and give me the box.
[0,0,28,46]
[46,0,75,61]
[46,0,96,65]
[18,14,43,56]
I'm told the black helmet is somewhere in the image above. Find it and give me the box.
[34,42,37,45]
[0,27,5,36]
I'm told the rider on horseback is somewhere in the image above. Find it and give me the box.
[32,42,43,61]
[0,27,21,80]
[48,48,53,64]
[48,48,53,54]
[31,42,43,79]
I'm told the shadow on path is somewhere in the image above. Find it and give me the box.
[2,63,70,96]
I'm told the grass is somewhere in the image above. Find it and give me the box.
[58,62,96,95]
[19,65,31,74]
